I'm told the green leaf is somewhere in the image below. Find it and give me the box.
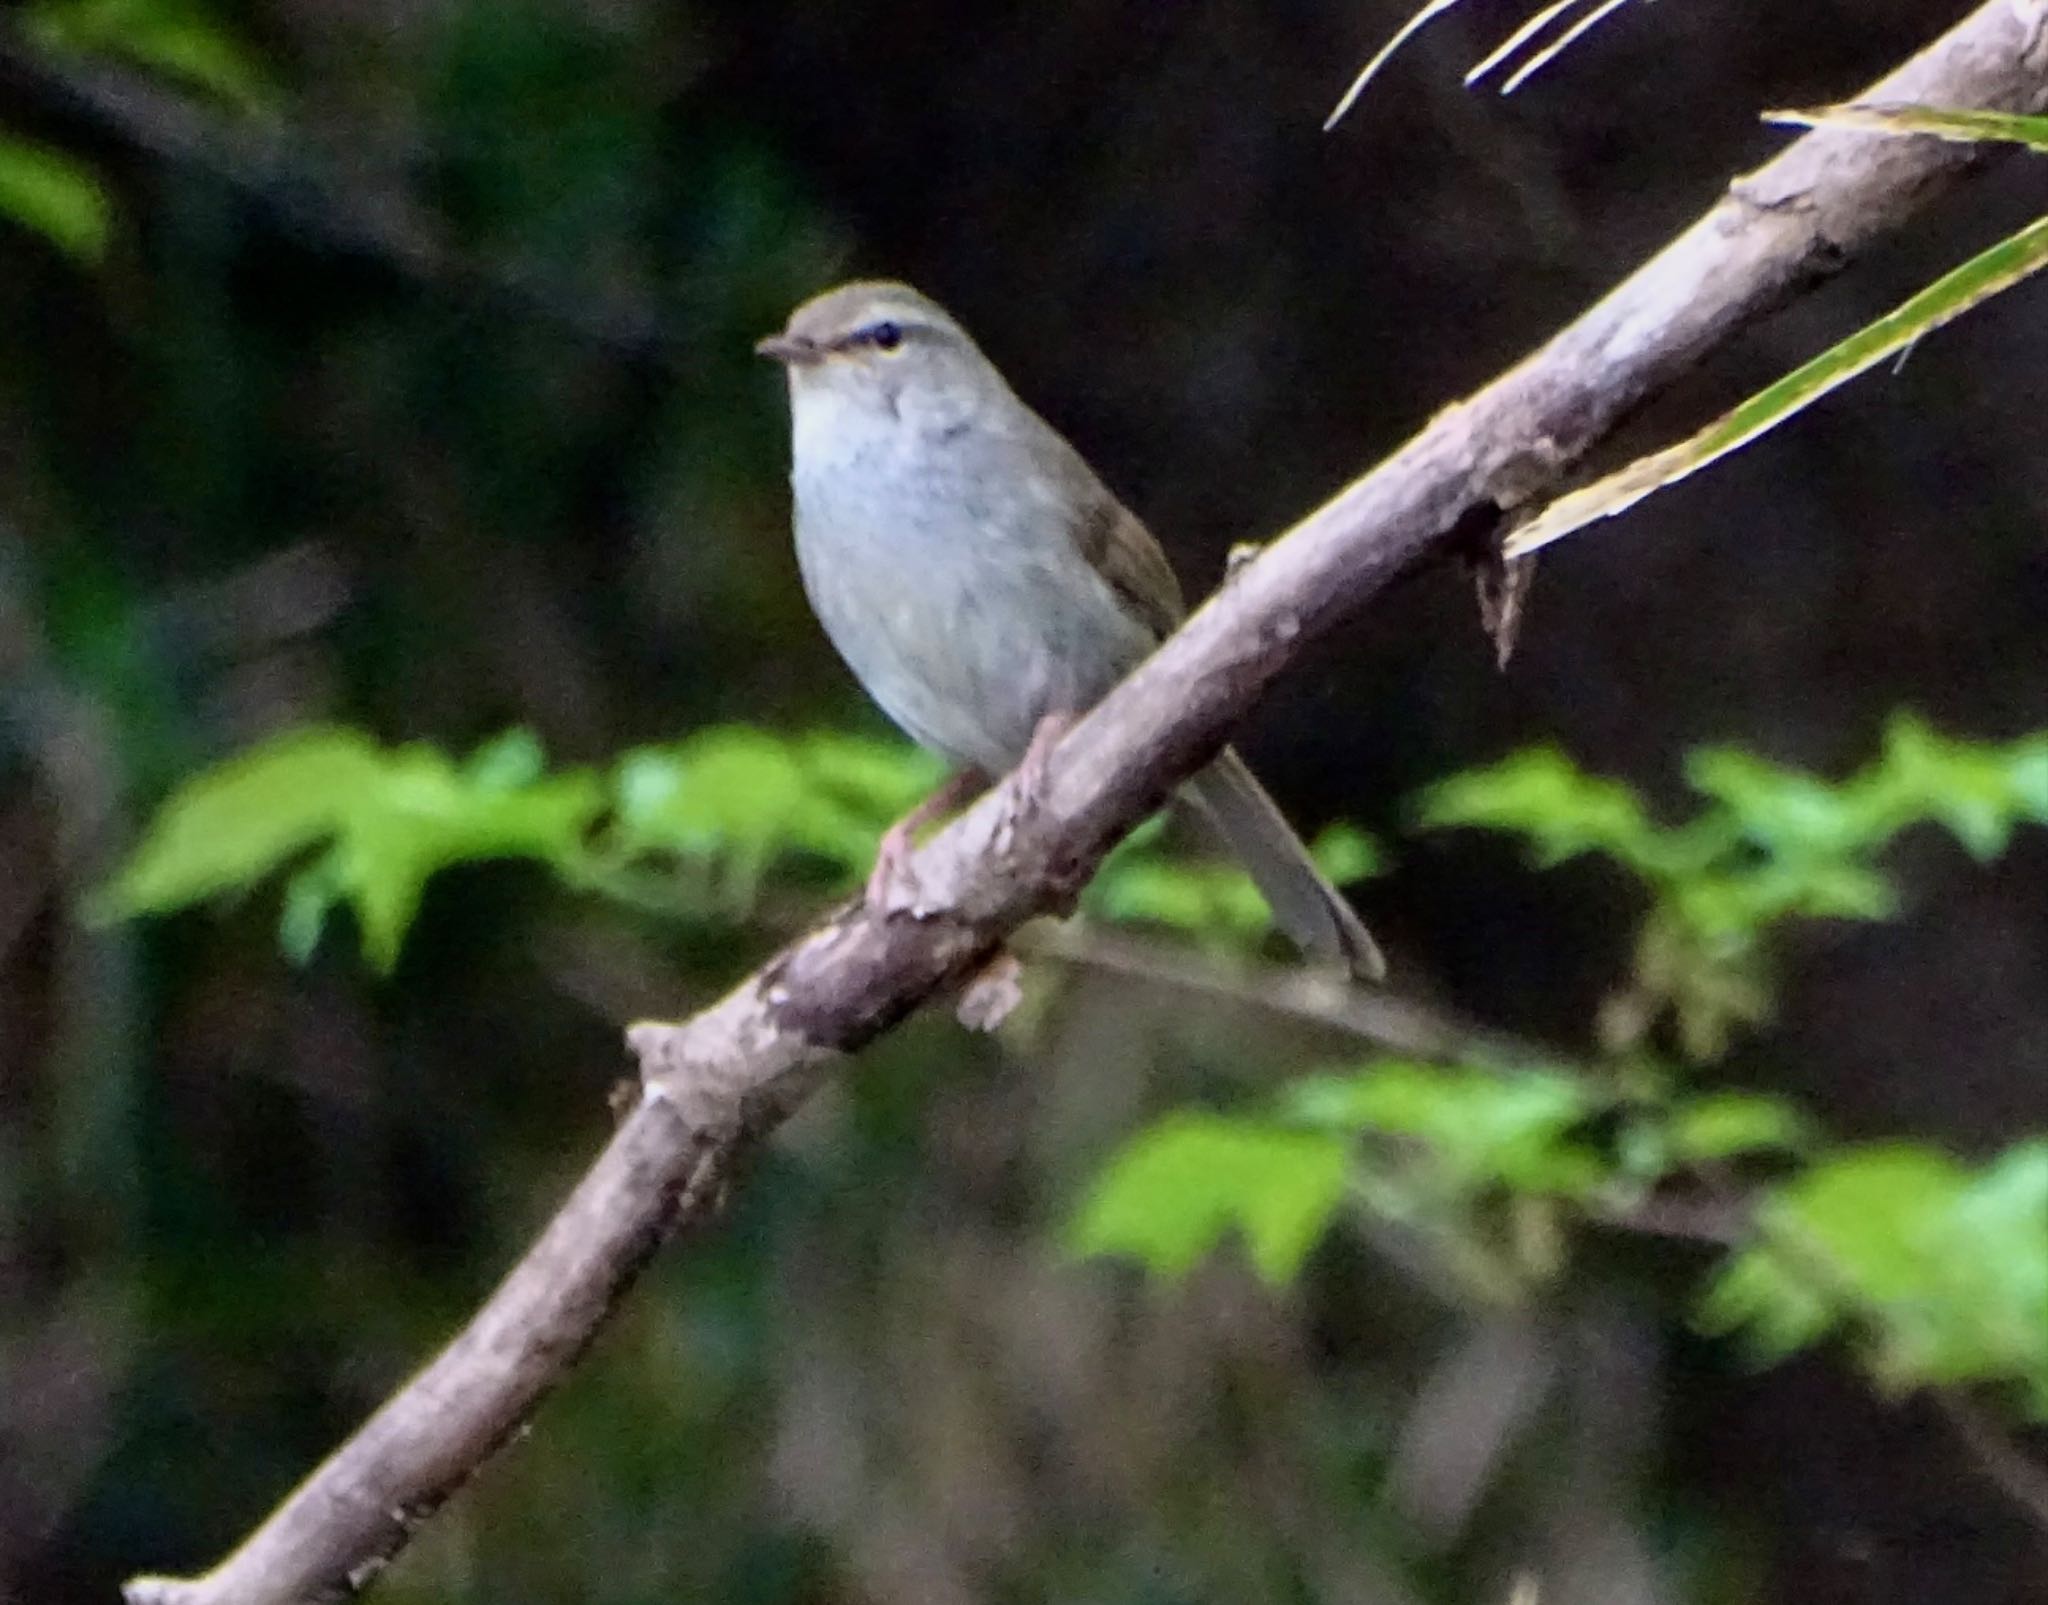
[1666,859,1897,941]
[1698,1145,1972,1361]
[1684,748,1886,860]
[612,727,939,902]
[0,137,111,263]
[616,730,806,859]
[26,0,275,113]
[1768,103,2048,155]
[103,726,604,970]
[2006,736,2048,822]
[1923,1143,2048,1411]
[1067,1114,1350,1286]
[1084,818,1378,949]
[319,743,603,969]
[1665,1093,1813,1164]
[1766,1145,1972,1300]
[1309,822,1383,886]
[1874,712,2028,861]
[95,727,387,916]
[796,731,945,819]
[1416,748,1679,876]
[1621,907,1775,1062]
[1696,1249,1837,1359]
[1507,209,2048,559]
[1284,1063,1604,1197]
[278,855,346,967]
[1695,1144,2033,1392]
[462,726,548,790]
[1087,856,1273,942]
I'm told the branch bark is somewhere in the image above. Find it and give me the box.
[123,5,2048,1601]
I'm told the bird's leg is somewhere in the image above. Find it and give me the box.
[868,766,987,911]
[984,710,1085,914]
[1013,711,1078,813]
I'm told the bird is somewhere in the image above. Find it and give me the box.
[756,280,1384,980]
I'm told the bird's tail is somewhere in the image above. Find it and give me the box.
[1181,747,1386,981]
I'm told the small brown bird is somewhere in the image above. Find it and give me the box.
[758,280,1384,980]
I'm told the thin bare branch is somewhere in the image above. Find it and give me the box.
[1016,922,1549,1069]
[1935,1390,2048,1535]
[122,5,2048,1602]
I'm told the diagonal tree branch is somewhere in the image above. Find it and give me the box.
[122,5,2048,1602]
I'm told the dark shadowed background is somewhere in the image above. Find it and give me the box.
[3,1,2045,1602]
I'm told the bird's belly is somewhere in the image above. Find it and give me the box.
[793,491,1151,775]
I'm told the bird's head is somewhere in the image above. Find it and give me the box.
[756,281,1001,433]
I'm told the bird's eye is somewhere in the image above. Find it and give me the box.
[866,321,904,352]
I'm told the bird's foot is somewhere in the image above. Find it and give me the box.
[865,817,924,916]
[1011,712,1078,818]
[865,767,986,917]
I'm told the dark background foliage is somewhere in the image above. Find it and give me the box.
[2,1,2043,1601]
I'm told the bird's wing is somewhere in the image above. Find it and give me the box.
[1069,481,1187,642]
[1013,394,1187,640]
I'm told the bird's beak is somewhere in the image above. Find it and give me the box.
[754,333,820,366]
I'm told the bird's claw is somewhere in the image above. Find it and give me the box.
[865,819,928,916]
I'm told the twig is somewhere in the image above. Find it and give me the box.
[1585,1190,1752,1246]
[1935,1389,2048,1535]
[121,6,2048,1601]
[1015,922,1549,1069]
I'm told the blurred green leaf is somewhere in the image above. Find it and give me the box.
[1615,907,1775,1062]
[278,853,347,967]
[1757,1144,1969,1301]
[796,731,945,818]
[1068,1114,1349,1286]
[1285,1063,1604,1197]
[298,744,602,969]
[611,727,940,906]
[1416,747,1682,876]
[1087,820,1381,950]
[463,727,549,791]
[1087,856,1273,942]
[1664,1093,1813,1164]
[26,0,275,113]
[1939,1143,2048,1414]
[102,726,603,970]
[0,136,111,263]
[1308,822,1383,886]
[96,727,387,916]
[1438,719,2048,1063]
[1872,712,2034,861]
[1666,860,1897,940]
[1698,1142,2048,1414]
[1683,747,1887,860]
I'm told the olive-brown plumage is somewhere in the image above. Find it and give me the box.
[758,280,1384,979]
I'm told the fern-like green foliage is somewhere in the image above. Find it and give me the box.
[1071,1060,2047,1417]
[96,727,605,971]
[1418,713,2048,1057]
[99,722,1381,969]
[1066,1114,1353,1286]
[1071,715,2048,1419]
[26,0,275,113]
[1073,724,2048,1416]
[101,714,2048,1415]
[0,1,273,262]
[1700,1142,2048,1416]
[0,137,111,263]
